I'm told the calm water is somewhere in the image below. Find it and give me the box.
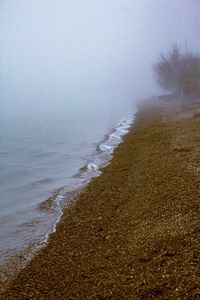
[0,104,135,270]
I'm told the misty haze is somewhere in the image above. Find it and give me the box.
[0,1,200,298]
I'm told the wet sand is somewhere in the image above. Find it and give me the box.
[1,96,200,299]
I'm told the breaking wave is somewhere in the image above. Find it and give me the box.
[75,114,134,181]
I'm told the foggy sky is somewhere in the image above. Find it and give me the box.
[0,0,200,117]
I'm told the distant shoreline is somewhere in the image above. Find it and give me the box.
[1,96,200,299]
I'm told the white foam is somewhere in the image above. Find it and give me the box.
[110,132,122,140]
[99,144,113,152]
[87,163,99,172]
[97,115,134,157]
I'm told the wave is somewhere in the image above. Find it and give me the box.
[30,151,56,159]
[75,114,134,181]
[37,195,61,213]
[18,178,54,191]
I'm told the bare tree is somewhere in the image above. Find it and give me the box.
[154,45,200,97]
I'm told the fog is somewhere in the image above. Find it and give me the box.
[0,0,200,119]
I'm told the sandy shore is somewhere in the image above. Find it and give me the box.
[1,96,200,299]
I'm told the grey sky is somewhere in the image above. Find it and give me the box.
[0,0,199,116]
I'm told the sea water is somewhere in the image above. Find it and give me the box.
[0,105,135,274]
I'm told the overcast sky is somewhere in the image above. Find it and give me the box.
[0,0,200,116]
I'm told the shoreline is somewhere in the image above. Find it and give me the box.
[0,113,135,284]
[1,96,200,299]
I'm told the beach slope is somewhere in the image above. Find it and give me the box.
[1,97,200,299]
